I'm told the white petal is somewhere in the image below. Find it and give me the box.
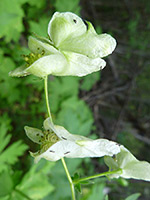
[59,22,116,58]
[25,53,67,78]
[104,146,150,181]
[43,118,89,141]
[9,65,30,77]
[76,139,120,157]
[28,36,58,55]
[48,12,87,47]
[43,118,120,159]
[43,117,53,131]
[24,126,44,144]
[117,146,150,181]
[61,51,106,77]
[39,138,120,161]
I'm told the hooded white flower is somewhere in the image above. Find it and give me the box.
[25,118,120,163]
[9,12,116,78]
[104,145,150,181]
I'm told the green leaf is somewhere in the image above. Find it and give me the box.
[0,56,21,104]
[87,183,105,200]
[0,0,27,42]
[56,96,93,136]
[17,160,55,199]
[49,76,79,113]
[12,171,23,187]
[0,140,28,172]
[29,17,50,37]
[45,159,82,200]
[0,116,28,172]
[125,193,141,200]
[80,71,100,91]
[75,183,82,193]
[54,0,81,15]
[27,0,45,8]
[0,170,14,197]
[105,195,109,200]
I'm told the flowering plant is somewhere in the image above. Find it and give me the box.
[9,12,150,200]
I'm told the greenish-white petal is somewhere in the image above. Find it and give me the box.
[9,65,30,77]
[41,118,120,161]
[104,156,119,170]
[43,117,89,141]
[28,36,58,55]
[61,51,106,77]
[24,126,44,144]
[122,160,150,181]
[76,139,120,157]
[25,53,67,78]
[59,30,116,58]
[48,12,87,47]
[30,137,120,162]
[104,146,150,181]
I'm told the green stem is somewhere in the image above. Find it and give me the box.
[44,76,76,200]
[44,76,53,123]
[73,169,122,185]
[15,188,32,200]
[61,158,76,200]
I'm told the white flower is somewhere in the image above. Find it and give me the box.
[9,12,116,78]
[25,118,120,163]
[104,145,150,181]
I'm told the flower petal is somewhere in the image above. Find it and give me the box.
[30,150,61,163]
[61,51,106,77]
[24,126,44,144]
[28,36,58,55]
[43,118,120,159]
[25,53,68,78]
[32,138,120,162]
[59,29,117,58]
[48,12,87,47]
[9,65,30,77]
[43,117,89,141]
[104,146,150,181]
[76,139,120,157]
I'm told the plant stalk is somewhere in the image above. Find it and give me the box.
[44,76,53,123]
[73,169,122,185]
[44,76,76,200]
[61,158,76,200]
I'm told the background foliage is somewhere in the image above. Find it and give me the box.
[0,0,150,199]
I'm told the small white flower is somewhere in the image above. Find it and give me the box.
[9,12,116,78]
[104,145,150,181]
[25,118,120,163]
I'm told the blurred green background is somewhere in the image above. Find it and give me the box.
[0,0,150,199]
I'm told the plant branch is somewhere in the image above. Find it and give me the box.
[73,169,122,185]
[61,158,76,200]
[44,76,53,123]
[44,76,76,200]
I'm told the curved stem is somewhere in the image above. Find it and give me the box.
[44,76,53,123]
[61,158,76,200]
[15,188,33,200]
[73,169,122,185]
[44,76,76,200]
